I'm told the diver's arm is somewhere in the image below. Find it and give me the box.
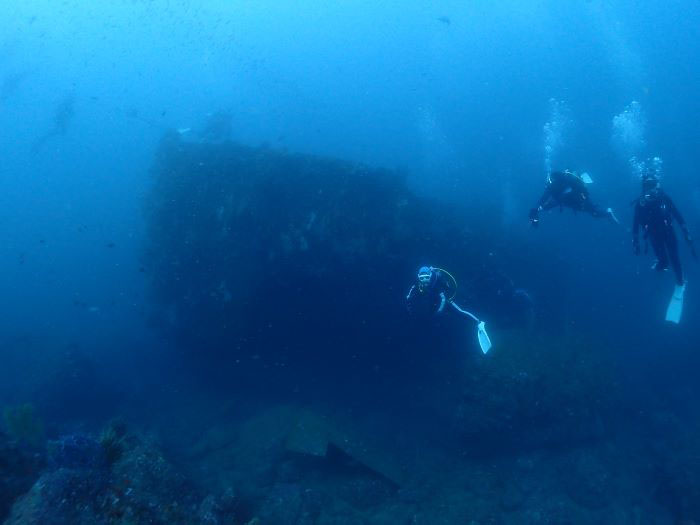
[664,194,693,242]
[535,187,552,209]
[405,285,416,314]
[406,285,416,301]
[529,190,549,225]
[665,194,687,227]
[437,292,446,313]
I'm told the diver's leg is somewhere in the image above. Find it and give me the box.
[582,199,617,222]
[666,228,684,285]
[581,198,601,216]
[449,301,479,323]
[649,232,669,272]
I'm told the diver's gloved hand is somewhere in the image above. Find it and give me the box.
[529,208,540,227]
[632,237,640,256]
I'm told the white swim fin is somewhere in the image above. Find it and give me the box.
[580,172,594,184]
[477,321,492,354]
[665,283,686,324]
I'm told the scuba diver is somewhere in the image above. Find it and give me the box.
[406,266,492,353]
[632,171,696,323]
[529,170,619,226]
[31,93,75,154]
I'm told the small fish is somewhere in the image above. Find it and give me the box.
[106,242,116,248]
[437,16,451,25]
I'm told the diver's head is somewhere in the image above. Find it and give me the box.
[417,266,434,290]
[641,174,660,204]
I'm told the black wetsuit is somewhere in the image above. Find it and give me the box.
[633,190,687,286]
[533,171,607,218]
[406,270,454,317]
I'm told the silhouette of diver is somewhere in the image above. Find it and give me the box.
[633,172,695,286]
[529,170,618,226]
[31,94,75,154]
[406,266,492,353]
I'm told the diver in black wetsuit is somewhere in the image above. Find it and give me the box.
[632,175,694,286]
[406,266,492,353]
[406,266,456,318]
[529,170,618,226]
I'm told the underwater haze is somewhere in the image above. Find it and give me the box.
[1,1,700,523]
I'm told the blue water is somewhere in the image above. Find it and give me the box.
[1,1,700,523]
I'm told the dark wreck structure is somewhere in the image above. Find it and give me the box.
[143,134,610,448]
[143,134,540,386]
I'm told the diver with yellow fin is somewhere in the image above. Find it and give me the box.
[406,266,492,354]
